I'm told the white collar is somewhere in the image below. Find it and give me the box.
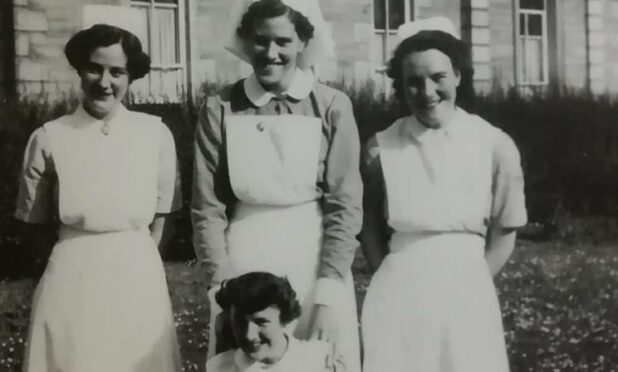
[404,107,467,143]
[233,336,298,371]
[243,68,315,107]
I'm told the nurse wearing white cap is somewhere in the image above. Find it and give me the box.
[191,0,362,371]
[16,6,182,372]
[360,17,527,372]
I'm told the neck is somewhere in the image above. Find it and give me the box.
[82,102,121,122]
[261,334,289,365]
[260,68,296,95]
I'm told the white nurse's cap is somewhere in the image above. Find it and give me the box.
[82,5,147,45]
[397,16,460,42]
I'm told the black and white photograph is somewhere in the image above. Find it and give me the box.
[0,0,617,371]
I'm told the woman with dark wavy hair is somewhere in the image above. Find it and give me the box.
[15,19,182,372]
[361,17,527,372]
[191,0,362,370]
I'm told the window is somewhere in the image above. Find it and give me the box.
[373,0,415,71]
[517,0,548,85]
[130,0,186,101]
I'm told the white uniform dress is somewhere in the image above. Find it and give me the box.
[206,337,334,372]
[361,108,527,372]
[15,105,182,372]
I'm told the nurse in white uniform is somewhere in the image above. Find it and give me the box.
[191,0,362,370]
[16,9,182,372]
[361,17,527,372]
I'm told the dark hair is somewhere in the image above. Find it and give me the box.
[215,272,302,325]
[237,0,314,43]
[64,24,151,81]
[387,30,475,111]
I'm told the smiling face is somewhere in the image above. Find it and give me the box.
[402,48,461,128]
[231,305,288,365]
[79,43,129,120]
[246,14,305,93]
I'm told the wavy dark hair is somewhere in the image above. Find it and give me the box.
[387,30,475,111]
[215,272,301,325]
[64,24,151,81]
[237,0,315,43]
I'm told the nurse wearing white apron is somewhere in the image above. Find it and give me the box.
[361,18,527,372]
[15,20,182,372]
[191,1,362,370]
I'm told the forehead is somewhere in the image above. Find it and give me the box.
[252,14,297,37]
[88,43,127,66]
[401,48,454,74]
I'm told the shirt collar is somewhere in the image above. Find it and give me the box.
[233,336,298,371]
[243,68,315,107]
[404,107,467,143]
[73,103,128,125]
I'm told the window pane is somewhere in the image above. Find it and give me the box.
[155,0,178,4]
[374,0,406,30]
[527,14,543,36]
[520,0,544,10]
[374,0,385,29]
[388,0,405,30]
[133,6,150,54]
[152,7,178,64]
[524,38,544,82]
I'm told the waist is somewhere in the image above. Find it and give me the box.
[231,200,322,222]
[389,232,485,255]
[58,225,149,241]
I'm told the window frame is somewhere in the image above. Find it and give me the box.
[373,0,416,72]
[516,0,549,85]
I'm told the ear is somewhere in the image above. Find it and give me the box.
[453,68,461,88]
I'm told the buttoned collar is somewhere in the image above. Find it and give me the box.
[243,68,315,107]
[403,107,468,144]
[72,103,128,126]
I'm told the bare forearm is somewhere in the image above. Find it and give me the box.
[485,227,517,276]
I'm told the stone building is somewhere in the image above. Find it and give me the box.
[0,0,616,102]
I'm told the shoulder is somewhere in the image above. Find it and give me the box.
[462,111,522,165]
[203,80,250,114]
[42,112,77,131]
[312,82,352,110]
[205,350,236,371]
[291,339,330,369]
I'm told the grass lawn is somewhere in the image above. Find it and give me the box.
[1,239,618,371]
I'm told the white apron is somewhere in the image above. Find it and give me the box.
[22,114,181,372]
[361,116,510,372]
[207,114,360,372]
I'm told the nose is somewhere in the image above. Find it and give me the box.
[414,78,437,100]
[97,70,112,88]
[245,322,260,341]
[265,41,279,60]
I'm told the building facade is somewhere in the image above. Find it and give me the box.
[1,0,617,102]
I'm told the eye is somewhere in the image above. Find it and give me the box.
[275,37,292,47]
[82,62,101,75]
[252,36,269,47]
[431,73,448,82]
[110,68,128,78]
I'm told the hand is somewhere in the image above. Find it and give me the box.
[308,304,338,342]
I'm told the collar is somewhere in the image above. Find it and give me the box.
[72,103,128,133]
[404,107,467,144]
[243,68,315,107]
[233,336,298,371]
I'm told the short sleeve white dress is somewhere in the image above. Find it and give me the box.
[16,105,182,372]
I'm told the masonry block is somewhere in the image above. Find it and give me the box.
[15,32,30,57]
[589,32,605,48]
[471,9,489,27]
[588,0,604,15]
[472,45,491,63]
[15,8,48,31]
[17,58,49,81]
[472,27,490,45]
[588,15,604,32]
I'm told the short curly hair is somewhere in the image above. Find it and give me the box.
[387,30,475,111]
[64,24,151,81]
[237,0,315,43]
[215,272,302,325]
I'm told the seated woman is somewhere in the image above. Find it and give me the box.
[206,272,344,371]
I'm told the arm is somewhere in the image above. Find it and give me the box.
[309,92,363,341]
[486,131,527,276]
[360,137,389,273]
[150,213,174,254]
[15,127,57,278]
[191,99,232,288]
